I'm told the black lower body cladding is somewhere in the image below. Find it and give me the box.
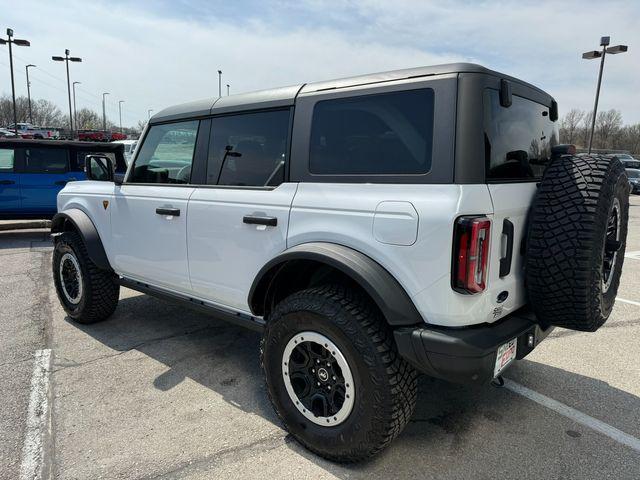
[525,155,629,331]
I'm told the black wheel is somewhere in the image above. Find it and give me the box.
[261,285,417,462]
[52,231,120,324]
[526,155,629,331]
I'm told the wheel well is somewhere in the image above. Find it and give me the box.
[257,260,378,320]
[52,216,80,234]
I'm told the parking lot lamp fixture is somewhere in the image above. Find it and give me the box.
[102,92,109,131]
[227,84,230,96]
[218,70,222,98]
[1,28,31,135]
[72,82,80,133]
[582,36,628,154]
[52,49,82,136]
[26,64,36,124]
[119,100,124,133]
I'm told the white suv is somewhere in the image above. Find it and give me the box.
[51,63,629,462]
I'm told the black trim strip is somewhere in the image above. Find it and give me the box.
[118,277,265,332]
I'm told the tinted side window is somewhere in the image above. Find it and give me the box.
[131,120,199,184]
[208,109,290,187]
[309,89,434,175]
[0,148,15,172]
[484,89,559,181]
[23,148,68,173]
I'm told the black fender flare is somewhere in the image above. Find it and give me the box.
[248,242,425,326]
[51,209,112,271]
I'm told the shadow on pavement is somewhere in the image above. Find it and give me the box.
[65,291,640,479]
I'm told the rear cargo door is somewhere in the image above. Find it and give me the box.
[483,88,559,319]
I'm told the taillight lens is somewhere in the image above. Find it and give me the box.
[452,216,491,294]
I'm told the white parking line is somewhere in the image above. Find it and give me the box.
[616,297,640,307]
[19,349,52,480]
[504,378,640,453]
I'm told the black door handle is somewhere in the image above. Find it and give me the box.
[0,180,15,185]
[499,219,514,277]
[243,215,277,227]
[156,207,180,216]
[55,180,68,186]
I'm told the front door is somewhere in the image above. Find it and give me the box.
[111,119,201,294]
[0,147,21,214]
[187,108,295,312]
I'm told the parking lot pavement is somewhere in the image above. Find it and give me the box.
[0,197,638,480]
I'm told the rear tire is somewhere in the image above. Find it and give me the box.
[53,231,119,323]
[526,155,629,331]
[261,285,417,462]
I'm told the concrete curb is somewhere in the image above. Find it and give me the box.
[0,220,51,232]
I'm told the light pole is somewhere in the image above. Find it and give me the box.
[226,84,230,96]
[52,49,82,137]
[102,92,109,131]
[1,28,31,135]
[582,36,628,153]
[72,81,80,132]
[218,70,222,98]
[118,100,124,133]
[25,64,36,124]
[148,109,153,121]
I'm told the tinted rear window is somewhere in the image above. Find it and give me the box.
[484,89,558,181]
[309,89,434,175]
[23,148,68,173]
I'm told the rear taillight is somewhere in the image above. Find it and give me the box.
[452,216,491,294]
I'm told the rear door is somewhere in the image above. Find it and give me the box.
[111,119,202,294]
[19,146,71,215]
[0,146,21,214]
[483,88,559,317]
[187,108,295,312]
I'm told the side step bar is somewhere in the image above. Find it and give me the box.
[118,277,266,332]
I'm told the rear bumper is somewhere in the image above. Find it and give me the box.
[394,308,553,384]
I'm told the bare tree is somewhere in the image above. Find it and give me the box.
[594,109,623,150]
[559,108,585,145]
[76,108,102,130]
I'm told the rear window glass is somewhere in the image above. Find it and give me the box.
[484,89,559,181]
[309,89,434,175]
[23,148,68,173]
[621,159,640,169]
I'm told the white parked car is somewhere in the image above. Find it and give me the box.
[111,139,137,164]
[51,63,629,462]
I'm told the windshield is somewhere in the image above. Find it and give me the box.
[627,169,640,178]
[484,89,559,181]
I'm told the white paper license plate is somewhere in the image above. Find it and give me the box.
[494,338,517,377]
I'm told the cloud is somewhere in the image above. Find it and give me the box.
[1,0,638,126]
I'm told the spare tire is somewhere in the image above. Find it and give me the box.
[526,155,629,331]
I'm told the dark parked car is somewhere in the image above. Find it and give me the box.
[0,139,126,219]
[627,168,640,194]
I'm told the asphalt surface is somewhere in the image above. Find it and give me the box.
[1,199,640,479]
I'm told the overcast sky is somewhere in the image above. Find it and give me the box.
[2,0,638,127]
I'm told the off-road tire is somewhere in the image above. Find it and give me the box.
[52,231,119,323]
[261,285,417,462]
[526,155,629,331]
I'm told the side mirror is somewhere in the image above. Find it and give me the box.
[85,154,115,182]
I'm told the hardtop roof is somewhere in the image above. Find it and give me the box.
[0,138,125,152]
[151,62,551,123]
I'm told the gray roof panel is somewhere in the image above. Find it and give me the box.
[210,84,303,115]
[151,97,218,123]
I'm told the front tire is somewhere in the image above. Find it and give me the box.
[52,231,120,323]
[261,285,417,462]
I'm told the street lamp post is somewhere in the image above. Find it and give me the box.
[119,100,124,133]
[1,28,31,135]
[218,70,222,98]
[72,81,81,131]
[226,84,230,96]
[25,64,36,124]
[52,49,82,138]
[148,109,153,121]
[582,36,628,154]
[102,92,109,132]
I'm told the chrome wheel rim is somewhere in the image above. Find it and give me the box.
[282,331,355,427]
[603,198,621,294]
[59,252,83,304]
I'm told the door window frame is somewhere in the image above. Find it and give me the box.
[125,118,208,186]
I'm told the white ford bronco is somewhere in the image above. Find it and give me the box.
[51,63,629,462]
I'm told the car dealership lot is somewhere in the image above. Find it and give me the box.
[1,200,640,480]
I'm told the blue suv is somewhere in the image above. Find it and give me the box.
[0,139,126,219]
